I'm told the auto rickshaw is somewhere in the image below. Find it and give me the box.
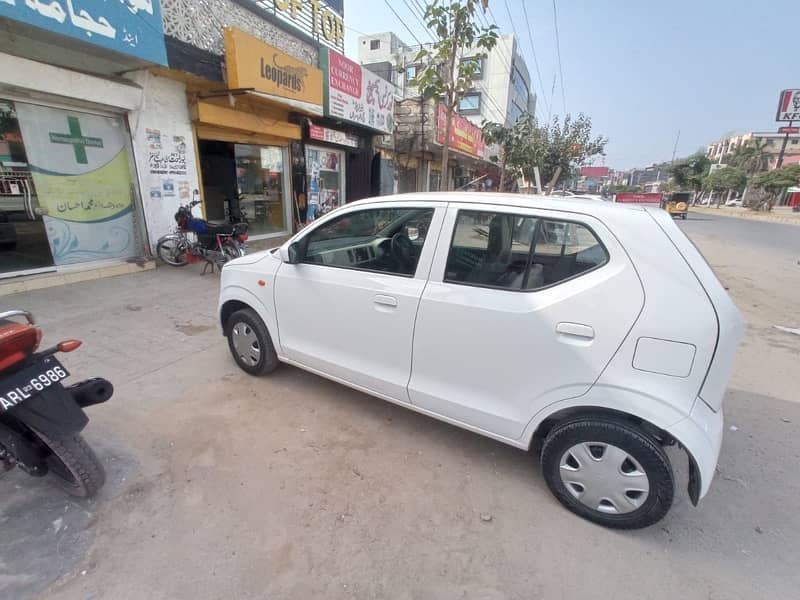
[663,192,690,220]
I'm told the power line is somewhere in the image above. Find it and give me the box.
[383,0,425,47]
[402,0,435,43]
[518,0,551,122]
[551,0,567,114]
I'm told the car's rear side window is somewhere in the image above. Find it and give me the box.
[444,210,609,291]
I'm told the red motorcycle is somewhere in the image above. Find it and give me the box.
[0,310,112,497]
[156,200,249,269]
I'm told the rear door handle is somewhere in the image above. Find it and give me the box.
[556,322,595,339]
[374,295,398,308]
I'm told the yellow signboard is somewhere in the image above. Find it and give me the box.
[273,0,344,49]
[224,27,323,107]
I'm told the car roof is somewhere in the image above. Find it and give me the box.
[350,192,646,216]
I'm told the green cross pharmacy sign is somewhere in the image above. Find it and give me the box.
[49,116,104,164]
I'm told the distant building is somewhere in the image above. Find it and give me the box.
[358,32,536,128]
[358,31,537,191]
[628,165,671,189]
[706,131,800,170]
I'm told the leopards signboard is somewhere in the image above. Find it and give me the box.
[223,27,323,110]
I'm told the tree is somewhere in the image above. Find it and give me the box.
[750,164,800,210]
[667,153,711,199]
[414,0,498,191]
[702,166,746,206]
[481,112,607,192]
[727,139,769,176]
[482,113,536,190]
[528,114,607,189]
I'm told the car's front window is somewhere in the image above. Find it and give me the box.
[301,207,435,276]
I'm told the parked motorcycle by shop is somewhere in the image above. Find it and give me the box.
[0,310,112,497]
[156,200,248,269]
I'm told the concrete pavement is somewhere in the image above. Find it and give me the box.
[0,217,798,600]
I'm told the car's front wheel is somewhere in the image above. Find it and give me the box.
[540,417,674,529]
[225,308,279,376]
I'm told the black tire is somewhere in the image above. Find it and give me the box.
[225,308,279,376]
[156,236,189,267]
[681,213,687,220]
[33,429,105,498]
[540,417,674,529]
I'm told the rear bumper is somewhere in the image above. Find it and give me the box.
[667,397,724,501]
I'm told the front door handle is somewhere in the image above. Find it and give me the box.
[556,322,595,339]
[374,295,398,308]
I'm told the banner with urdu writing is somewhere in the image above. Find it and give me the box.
[14,103,136,265]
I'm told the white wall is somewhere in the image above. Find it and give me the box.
[126,72,201,252]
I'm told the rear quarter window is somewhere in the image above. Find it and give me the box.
[445,210,609,291]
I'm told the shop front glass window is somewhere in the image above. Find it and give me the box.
[305,146,345,222]
[1,99,137,273]
[235,144,287,236]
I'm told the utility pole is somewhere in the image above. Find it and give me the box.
[776,120,793,168]
[671,129,681,163]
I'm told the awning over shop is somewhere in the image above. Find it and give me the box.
[191,99,301,146]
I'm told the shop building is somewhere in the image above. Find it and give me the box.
[292,47,395,223]
[393,98,501,193]
[0,0,169,284]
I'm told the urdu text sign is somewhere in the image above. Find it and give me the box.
[0,0,167,65]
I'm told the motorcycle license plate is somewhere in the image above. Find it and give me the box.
[0,355,69,412]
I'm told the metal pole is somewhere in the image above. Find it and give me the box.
[671,129,681,163]
[777,120,792,168]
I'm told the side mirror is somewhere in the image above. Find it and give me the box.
[280,241,303,264]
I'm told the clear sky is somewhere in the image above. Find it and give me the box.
[342,0,796,170]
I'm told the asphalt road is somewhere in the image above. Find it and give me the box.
[678,211,800,258]
[1,213,799,600]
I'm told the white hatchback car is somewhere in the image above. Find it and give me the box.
[218,193,743,529]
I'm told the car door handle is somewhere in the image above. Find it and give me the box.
[556,322,595,339]
[374,295,398,308]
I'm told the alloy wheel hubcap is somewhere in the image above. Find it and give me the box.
[231,322,261,366]
[559,442,650,514]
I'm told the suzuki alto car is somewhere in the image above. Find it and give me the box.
[218,193,743,529]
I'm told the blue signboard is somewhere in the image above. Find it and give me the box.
[0,0,167,65]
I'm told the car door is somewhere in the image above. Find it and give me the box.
[408,203,645,441]
[274,202,445,402]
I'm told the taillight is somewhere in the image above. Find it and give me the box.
[0,323,41,371]
[238,233,249,242]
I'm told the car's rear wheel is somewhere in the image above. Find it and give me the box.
[540,417,674,529]
[225,308,278,376]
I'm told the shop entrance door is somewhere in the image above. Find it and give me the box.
[0,100,55,276]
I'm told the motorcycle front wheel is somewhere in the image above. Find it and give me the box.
[33,429,106,498]
[156,235,189,267]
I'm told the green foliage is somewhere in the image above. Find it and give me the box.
[413,0,498,190]
[702,166,747,193]
[727,139,769,176]
[608,184,643,194]
[413,0,498,107]
[482,113,607,189]
[667,153,711,192]
[751,164,800,193]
